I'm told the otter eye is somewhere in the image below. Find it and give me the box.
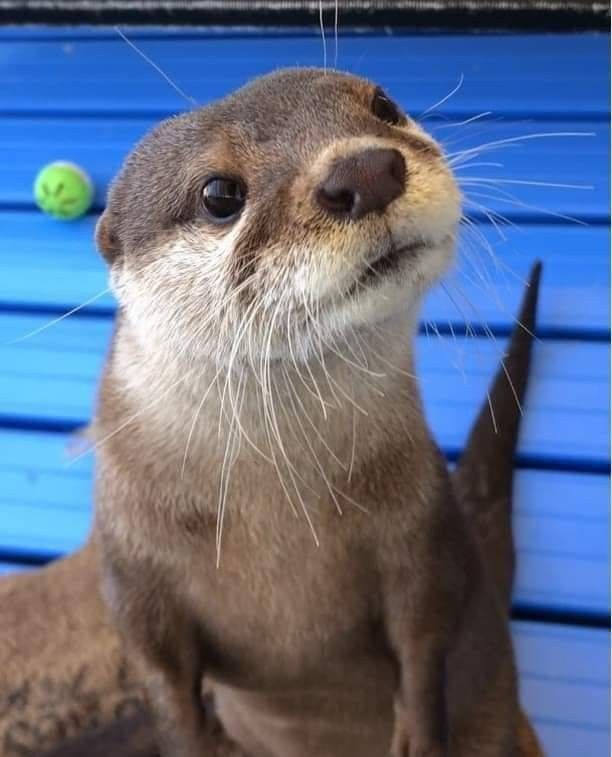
[201,177,246,222]
[371,88,403,126]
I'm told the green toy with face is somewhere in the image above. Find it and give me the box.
[34,161,94,220]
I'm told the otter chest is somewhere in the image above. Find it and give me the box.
[180,520,381,687]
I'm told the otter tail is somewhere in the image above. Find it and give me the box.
[452,262,542,608]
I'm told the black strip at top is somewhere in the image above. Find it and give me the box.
[0,0,609,30]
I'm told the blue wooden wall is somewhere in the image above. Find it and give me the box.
[0,27,609,755]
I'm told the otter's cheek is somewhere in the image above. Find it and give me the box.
[291,249,361,303]
[387,165,461,244]
[412,237,456,293]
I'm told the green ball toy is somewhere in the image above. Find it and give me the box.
[34,161,94,220]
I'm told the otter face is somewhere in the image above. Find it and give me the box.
[97,68,460,366]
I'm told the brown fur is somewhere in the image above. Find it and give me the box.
[86,68,536,757]
[0,546,146,756]
[0,268,543,756]
[0,540,541,757]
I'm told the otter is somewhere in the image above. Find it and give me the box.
[93,68,531,757]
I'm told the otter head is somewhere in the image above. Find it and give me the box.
[96,69,460,367]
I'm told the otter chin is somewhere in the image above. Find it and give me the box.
[93,68,524,757]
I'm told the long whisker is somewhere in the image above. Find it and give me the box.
[216,373,243,566]
[464,192,589,225]
[455,267,537,340]
[439,122,506,152]
[76,269,261,465]
[8,287,112,345]
[419,73,465,117]
[281,366,344,515]
[221,295,274,462]
[114,27,198,107]
[438,282,500,432]
[259,289,318,532]
[463,197,515,239]
[319,0,327,72]
[448,131,596,164]
[333,0,339,68]
[441,280,524,419]
[180,365,223,478]
[347,399,357,483]
[454,161,505,170]
[460,176,594,190]
[68,366,196,466]
[459,219,512,297]
[435,111,492,129]
[284,364,348,471]
[287,307,333,417]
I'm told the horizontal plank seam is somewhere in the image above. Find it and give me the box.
[0,416,608,473]
[0,109,609,122]
[0,304,609,342]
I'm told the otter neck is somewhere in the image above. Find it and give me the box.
[107,309,429,495]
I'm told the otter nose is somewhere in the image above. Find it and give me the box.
[316,148,406,220]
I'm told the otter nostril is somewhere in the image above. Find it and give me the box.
[315,148,406,221]
[316,187,357,216]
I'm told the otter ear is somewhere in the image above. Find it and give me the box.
[95,210,122,264]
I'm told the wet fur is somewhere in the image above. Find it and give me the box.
[94,69,527,756]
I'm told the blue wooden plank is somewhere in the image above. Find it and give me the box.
[0,430,92,557]
[0,561,33,575]
[0,26,607,756]
[0,117,145,211]
[0,117,607,220]
[0,316,112,426]
[0,213,609,338]
[513,471,610,616]
[513,622,610,757]
[430,121,609,222]
[0,213,114,312]
[418,336,609,469]
[0,427,608,616]
[0,314,608,466]
[424,224,610,338]
[0,34,608,118]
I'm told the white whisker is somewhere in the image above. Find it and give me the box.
[454,161,505,170]
[8,288,112,344]
[436,111,492,129]
[180,365,223,479]
[448,131,596,165]
[319,0,327,72]
[333,0,339,68]
[281,366,344,516]
[420,73,465,117]
[464,191,588,225]
[115,27,198,107]
[68,366,195,466]
[460,176,593,191]
[347,401,357,484]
